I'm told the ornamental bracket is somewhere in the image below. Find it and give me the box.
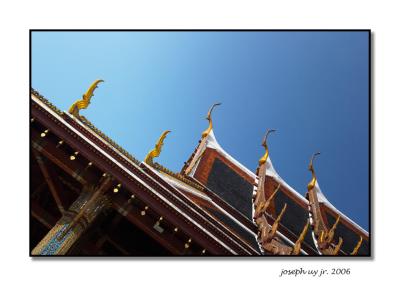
[351,236,363,255]
[291,221,310,255]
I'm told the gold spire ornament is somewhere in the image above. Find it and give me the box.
[258,129,276,166]
[144,130,171,165]
[68,79,104,117]
[201,103,221,138]
[307,152,320,191]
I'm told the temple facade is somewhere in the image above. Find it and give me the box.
[30,80,369,256]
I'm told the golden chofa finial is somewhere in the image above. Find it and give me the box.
[68,79,104,117]
[144,130,171,165]
[307,152,321,191]
[201,103,221,138]
[258,129,276,166]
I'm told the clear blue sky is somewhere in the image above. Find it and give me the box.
[31,31,369,230]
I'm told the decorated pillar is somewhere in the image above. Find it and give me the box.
[32,176,112,255]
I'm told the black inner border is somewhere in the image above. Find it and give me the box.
[29,29,372,259]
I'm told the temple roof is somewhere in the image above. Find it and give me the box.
[313,181,368,236]
[143,163,261,254]
[189,129,309,203]
[187,128,368,237]
[32,90,257,255]
[31,86,369,255]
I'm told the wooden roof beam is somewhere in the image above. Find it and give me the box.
[111,195,183,255]
[31,127,99,186]
[31,201,58,229]
[33,151,69,214]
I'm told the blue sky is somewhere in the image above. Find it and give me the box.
[31,31,369,230]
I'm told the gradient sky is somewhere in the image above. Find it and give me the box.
[31,31,369,230]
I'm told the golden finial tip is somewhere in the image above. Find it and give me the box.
[307,152,320,190]
[308,152,321,170]
[261,129,276,147]
[206,102,221,119]
[258,129,276,166]
[92,79,104,84]
[201,103,221,138]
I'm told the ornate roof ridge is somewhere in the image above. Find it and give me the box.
[31,88,141,166]
[180,139,202,174]
[306,154,369,238]
[152,162,204,191]
[78,115,141,165]
[31,88,63,116]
